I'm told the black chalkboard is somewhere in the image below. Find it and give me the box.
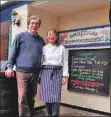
[68,49,111,96]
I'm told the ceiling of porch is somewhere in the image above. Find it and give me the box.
[30,1,110,16]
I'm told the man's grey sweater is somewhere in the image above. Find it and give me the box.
[6,32,45,73]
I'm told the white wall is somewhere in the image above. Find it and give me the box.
[12,4,28,42]
[11,4,110,112]
[59,8,110,30]
[28,6,110,112]
[28,7,59,43]
[59,8,110,113]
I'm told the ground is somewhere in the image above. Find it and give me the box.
[32,106,108,117]
[33,85,109,117]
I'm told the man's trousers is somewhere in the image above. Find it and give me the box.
[16,71,38,117]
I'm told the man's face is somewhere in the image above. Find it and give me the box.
[28,18,40,34]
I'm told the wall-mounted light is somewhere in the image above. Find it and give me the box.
[10,9,21,27]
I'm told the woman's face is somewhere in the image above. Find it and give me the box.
[47,30,57,44]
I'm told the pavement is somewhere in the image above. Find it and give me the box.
[33,85,109,117]
[32,106,109,117]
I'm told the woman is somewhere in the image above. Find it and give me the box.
[40,28,69,117]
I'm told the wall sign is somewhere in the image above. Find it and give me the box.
[59,25,110,48]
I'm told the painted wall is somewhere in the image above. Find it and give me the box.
[11,3,110,112]
[59,8,110,31]
[12,4,28,42]
[59,8,110,113]
[28,7,59,43]
[28,6,110,112]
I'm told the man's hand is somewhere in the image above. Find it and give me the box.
[5,69,15,78]
[62,77,67,85]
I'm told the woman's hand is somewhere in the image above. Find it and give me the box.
[62,77,67,85]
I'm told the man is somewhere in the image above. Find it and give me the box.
[5,15,45,117]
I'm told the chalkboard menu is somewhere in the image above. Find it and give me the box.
[68,49,111,96]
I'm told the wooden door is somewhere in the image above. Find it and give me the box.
[0,21,11,60]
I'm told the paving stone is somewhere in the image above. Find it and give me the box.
[32,106,107,117]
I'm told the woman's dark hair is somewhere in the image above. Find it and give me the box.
[47,28,60,46]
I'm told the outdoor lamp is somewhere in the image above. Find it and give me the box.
[10,9,20,26]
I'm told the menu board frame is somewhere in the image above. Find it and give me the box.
[67,48,111,96]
